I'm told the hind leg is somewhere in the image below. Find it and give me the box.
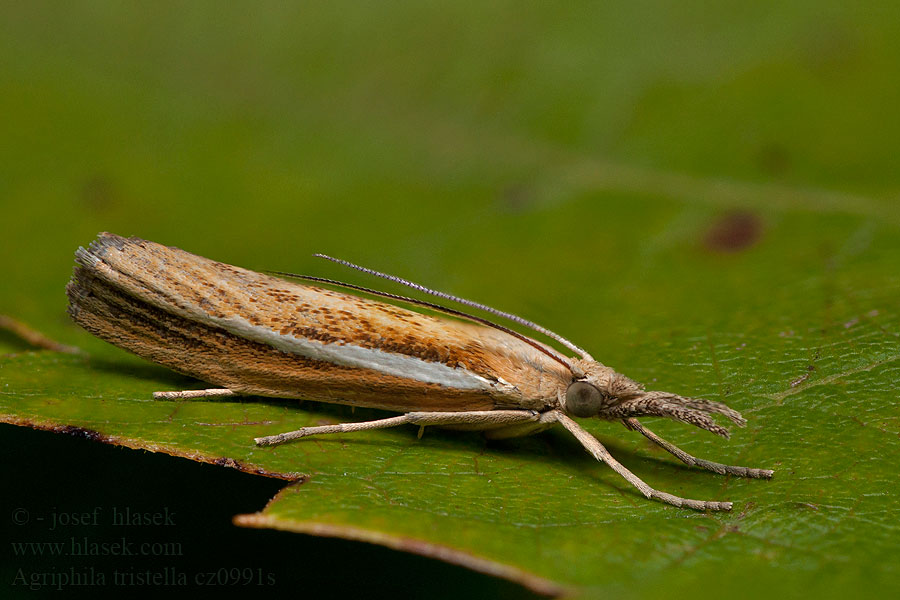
[255,410,541,447]
[483,410,560,439]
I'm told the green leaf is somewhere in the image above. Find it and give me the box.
[4,223,899,595]
[2,2,900,597]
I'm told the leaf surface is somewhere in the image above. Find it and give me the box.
[2,2,900,597]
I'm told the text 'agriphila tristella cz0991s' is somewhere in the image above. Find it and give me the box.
[67,233,773,511]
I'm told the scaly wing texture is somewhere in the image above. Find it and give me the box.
[67,233,571,411]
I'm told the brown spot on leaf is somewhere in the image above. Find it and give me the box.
[80,175,118,211]
[498,183,534,213]
[790,364,816,388]
[54,425,105,442]
[215,457,242,469]
[704,211,763,253]
[756,143,792,176]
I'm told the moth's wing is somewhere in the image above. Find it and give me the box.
[68,233,570,411]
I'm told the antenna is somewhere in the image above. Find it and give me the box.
[312,254,593,361]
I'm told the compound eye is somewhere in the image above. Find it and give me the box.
[565,381,603,418]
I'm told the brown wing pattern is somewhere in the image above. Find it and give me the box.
[67,233,571,411]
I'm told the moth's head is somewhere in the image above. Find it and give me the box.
[561,360,644,418]
[561,359,745,437]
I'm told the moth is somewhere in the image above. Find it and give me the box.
[67,233,772,511]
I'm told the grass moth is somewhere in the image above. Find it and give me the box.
[67,233,772,511]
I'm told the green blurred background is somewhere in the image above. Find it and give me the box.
[2,2,900,598]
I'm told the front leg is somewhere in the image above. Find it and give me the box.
[623,418,774,479]
[554,412,733,511]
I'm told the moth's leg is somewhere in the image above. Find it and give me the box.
[483,410,560,439]
[623,418,774,479]
[553,411,732,511]
[255,415,410,447]
[255,410,540,447]
[153,389,237,400]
